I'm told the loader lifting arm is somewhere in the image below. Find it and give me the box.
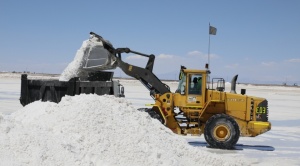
[90,32,170,98]
[114,48,171,97]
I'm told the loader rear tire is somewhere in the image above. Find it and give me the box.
[204,114,240,149]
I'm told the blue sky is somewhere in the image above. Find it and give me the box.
[1,1,299,84]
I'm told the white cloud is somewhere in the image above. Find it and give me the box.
[187,51,219,59]
[187,51,202,56]
[126,53,174,60]
[187,51,206,59]
[126,55,146,60]
[261,61,276,66]
[286,58,300,63]
[157,54,174,59]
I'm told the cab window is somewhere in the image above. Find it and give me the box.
[176,73,186,94]
[188,74,202,95]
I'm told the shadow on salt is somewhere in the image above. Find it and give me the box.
[188,141,275,151]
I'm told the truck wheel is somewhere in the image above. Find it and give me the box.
[204,114,240,149]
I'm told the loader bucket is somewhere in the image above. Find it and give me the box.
[81,37,117,71]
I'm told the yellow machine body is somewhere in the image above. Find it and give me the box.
[151,69,271,137]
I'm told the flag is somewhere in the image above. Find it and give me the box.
[209,25,217,35]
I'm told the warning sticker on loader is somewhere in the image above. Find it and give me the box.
[188,96,197,103]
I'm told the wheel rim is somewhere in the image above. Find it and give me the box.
[213,124,230,141]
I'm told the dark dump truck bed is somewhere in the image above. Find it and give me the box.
[20,72,124,106]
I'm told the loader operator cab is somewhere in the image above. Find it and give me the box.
[177,71,204,95]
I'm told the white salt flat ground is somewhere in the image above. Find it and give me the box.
[1,75,300,165]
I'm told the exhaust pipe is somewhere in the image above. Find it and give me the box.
[230,75,238,94]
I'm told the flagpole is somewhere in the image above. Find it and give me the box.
[208,22,211,70]
[207,23,211,88]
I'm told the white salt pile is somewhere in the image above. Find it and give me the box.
[59,39,90,81]
[0,95,248,165]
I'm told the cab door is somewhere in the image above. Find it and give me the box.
[185,73,204,107]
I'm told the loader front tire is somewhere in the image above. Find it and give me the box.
[204,114,240,149]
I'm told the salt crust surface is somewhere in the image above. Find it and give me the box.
[0,94,248,166]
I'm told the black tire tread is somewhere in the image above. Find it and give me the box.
[204,114,240,149]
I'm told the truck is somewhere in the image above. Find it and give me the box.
[81,32,271,149]
[19,71,124,106]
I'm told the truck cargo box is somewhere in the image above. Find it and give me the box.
[20,72,124,106]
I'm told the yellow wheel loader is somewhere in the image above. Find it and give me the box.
[82,32,271,149]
